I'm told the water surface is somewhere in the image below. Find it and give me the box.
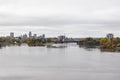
[0,43,120,80]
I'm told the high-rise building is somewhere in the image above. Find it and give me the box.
[38,34,45,39]
[42,34,45,38]
[106,33,114,40]
[10,32,14,38]
[23,34,27,39]
[33,34,37,38]
[29,31,32,38]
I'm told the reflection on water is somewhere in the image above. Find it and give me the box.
[0,43,120,80]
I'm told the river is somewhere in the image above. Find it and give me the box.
[0,43,120,80]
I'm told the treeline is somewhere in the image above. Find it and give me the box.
[1,37,120,51]
[78,37,100,48]
[0,37,22,46]
[100,38,120,50]
[0,37,53,47]
[26,38,45,46]
[78,37,120,50]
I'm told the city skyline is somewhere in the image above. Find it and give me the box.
[0,31,119,39]
[0,0,120,37]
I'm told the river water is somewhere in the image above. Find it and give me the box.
[0,43,120,80]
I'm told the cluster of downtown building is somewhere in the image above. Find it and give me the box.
[9,31,45,39]
[8,31,68,42]
[8,32,115,42]
[8,31,81,43]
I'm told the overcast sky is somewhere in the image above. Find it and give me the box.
[0,0,120,37]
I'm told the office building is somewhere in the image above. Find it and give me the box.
[10,32,14,38]
[106,33,114,40]
[29,31,32,38]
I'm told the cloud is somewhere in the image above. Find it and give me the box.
[0,0,120,37]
